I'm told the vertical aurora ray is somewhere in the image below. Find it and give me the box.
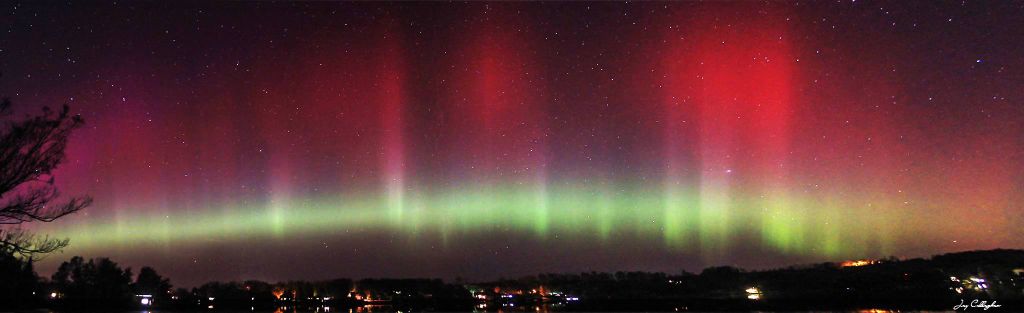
[267,160,291,238]
[440,5,551,238]
[659,8,745,257]
[655,5,807,258]
[533,169,551,238]
[378,21,409,227]
[659,68,699,250]
[738,11,800,254]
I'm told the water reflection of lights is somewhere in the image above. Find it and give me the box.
[744,286,762,300]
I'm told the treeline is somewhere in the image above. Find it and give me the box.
[473,249,1024,310]
[0,254,171,309]
[0,253,471,310]
[2,249,1024,311]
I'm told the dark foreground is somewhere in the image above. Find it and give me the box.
[2,308,967,313]
[4,249,1023,312]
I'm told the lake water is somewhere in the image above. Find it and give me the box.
[29,309,959,313]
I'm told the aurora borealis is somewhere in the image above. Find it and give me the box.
[2,1,1023,287]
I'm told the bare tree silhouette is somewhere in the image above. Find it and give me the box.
[0,97,92,259]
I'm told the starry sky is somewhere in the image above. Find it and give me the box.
[2,1,1023,287]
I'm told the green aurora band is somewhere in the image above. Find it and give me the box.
[42,181,909,261]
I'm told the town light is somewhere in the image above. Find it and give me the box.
[137,294,154,306]
[840,259,879,267]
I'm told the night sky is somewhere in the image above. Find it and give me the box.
[3,1,1023,287]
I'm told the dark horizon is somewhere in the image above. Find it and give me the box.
[15,248,1024,311]
[34,247,1024,289]
[2,1,1022,289]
